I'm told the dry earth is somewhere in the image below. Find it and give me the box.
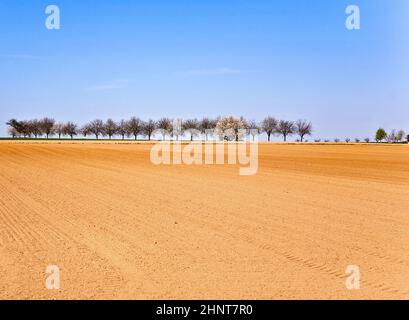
[0,141,408,299]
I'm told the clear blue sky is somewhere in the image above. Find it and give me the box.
[1,0,408,140]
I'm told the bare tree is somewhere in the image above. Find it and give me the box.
[6,119,19,130]
[6,116,321,144]
[171,119,184,141]
[239,116,248,130]
[364,138,370,143]
[117,119,129,140]
[54,122,65,139]
[6,119,25,137]
[80,124,91,138]
[29,119,42,138]
[39,117,55,139]
[88,119,105,139]
[143,119,157,141]
[127,117,143,140]
[182,118,199,141]
[276,120,295,142]
[246,119,260,141]
[63,122,78,139]
[387,130,396,143]
[261,117,278,142]
[199,117,217,141]
[295,119,312,142]
[7,127,19,138]
[105,119,118,140]
[169,120,180,140]
[20,121,31,138]
[345,138,350,143]
[334,138,340,143]
[396,129,405,142]
[355,138,360,143]
[157,117,172,140]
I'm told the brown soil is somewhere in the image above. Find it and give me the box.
[0,141,408,299]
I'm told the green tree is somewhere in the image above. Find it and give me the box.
[375,128,387,142]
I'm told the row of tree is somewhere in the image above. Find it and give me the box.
[6,117,313,142]
[375,128,407,143]
[6,118,407,143]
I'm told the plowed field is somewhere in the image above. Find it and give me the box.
[0,141,408,299]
